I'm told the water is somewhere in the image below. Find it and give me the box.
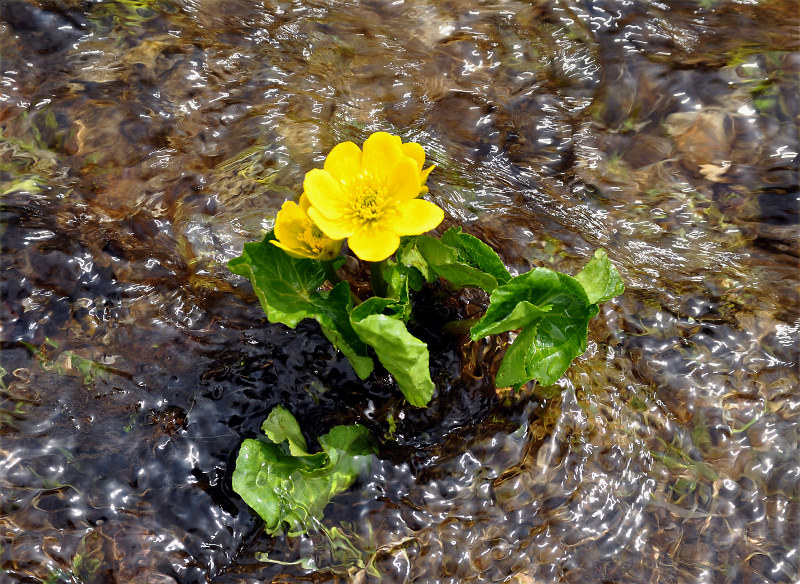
[1,0,798,582]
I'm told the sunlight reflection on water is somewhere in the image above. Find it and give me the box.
[1,0,799,582]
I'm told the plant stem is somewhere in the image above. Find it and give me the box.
[370,260,388,298]
[321,260,342,285]
[442,317,480,336]
[321,259,361,305]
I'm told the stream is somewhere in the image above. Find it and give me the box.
[1,0,798,582]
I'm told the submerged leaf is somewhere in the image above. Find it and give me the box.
[574,249,625,304]
[232,408,375,536]
[262,405,310,457]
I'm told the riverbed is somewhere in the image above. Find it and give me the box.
[1,0,798,582]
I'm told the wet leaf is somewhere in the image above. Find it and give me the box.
[21,339,130,387]
[232,407,375,536]
[261,405,311,457]
[574,249,625,304]
[472,252,624,388]
[73,531,107,583]
[350,298,435,407]
[1,177,43,196]
[228,233,373,379]
[403,227,510,293]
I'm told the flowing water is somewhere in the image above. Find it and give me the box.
[1,0,799,582]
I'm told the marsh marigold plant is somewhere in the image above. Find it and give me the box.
[303,132,443,262]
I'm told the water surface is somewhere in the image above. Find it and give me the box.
[1,0,798,582]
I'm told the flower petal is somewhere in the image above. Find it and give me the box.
[388,199,444,236]
[400,142,425,171]
[416,164,436,195]
[273,200,306,247]
[323,141,362,185]
[316,237,343,261]
[420,164,435,186]
[308,207,355,239]
[299,192,311,213]
[271,239,315,259]
[361,132,404,181]
[347,222,401,262]
[304,169,351,218]
[385,156,422,204]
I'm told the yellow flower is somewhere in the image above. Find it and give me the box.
[271,193,343,260]
[304,132,443,262]
[398,140,436,195]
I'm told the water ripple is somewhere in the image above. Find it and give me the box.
[2,0,799,582]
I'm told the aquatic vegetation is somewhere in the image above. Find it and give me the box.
[87,0,164,29]
[21,338,128,388]
[232,406,375,536]
[230,135,624,534]
[230,228,625,409]
[231,135,625,411]
[4,0,799,580]
[472,249,624,388]
[1,177,43,196]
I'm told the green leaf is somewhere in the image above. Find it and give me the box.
[415,235,501,292]
[228,233,374,379]
[261,405,310,457]
[396,237,434,283]
[320,423,376,456]
[402,228,511,293]
[471,252,624,388]
[2,177,43,196]
[228,234,326,328]
[381,260,422,320]
[471,267,597,388]
[471,268,590,339]
[468,299,552,338]
[351,296,407,320]
[232,408,375,536]
[231,439,293,533]
[440,227,512,286]
[350,299,435,407]
[494,324,537,388]
[315,284,374,380]
[574,249,625,304]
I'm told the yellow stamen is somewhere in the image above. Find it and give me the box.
[353,185,386,222]
[300,223,329,254]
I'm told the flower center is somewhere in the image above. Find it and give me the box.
[352,185,386,222]
[300,223,328,253]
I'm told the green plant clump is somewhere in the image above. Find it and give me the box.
[232,406,375,536]
[228,134,624,538]
[229,226,623,537]
[229,227,624,402]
